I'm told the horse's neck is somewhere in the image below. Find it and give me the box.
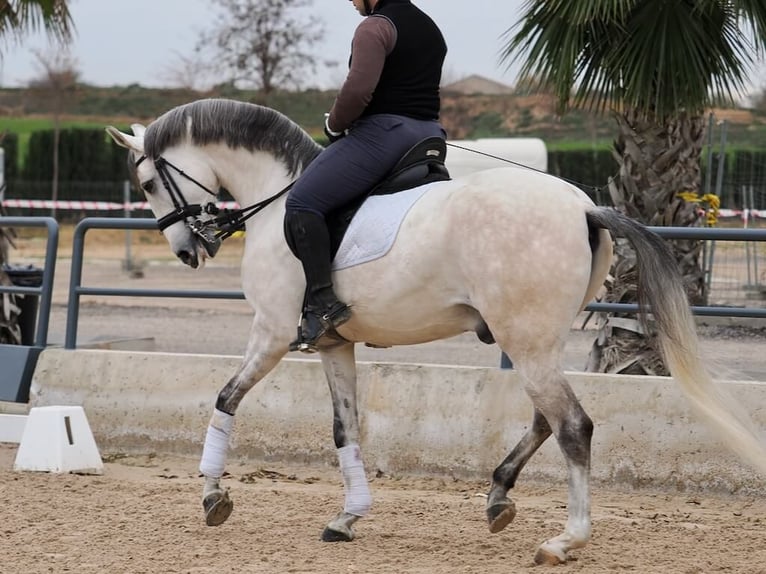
[205,144,294,256]
[207,144,295,211]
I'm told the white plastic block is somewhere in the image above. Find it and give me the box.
[14,406,103,474]
[0,414,27,443]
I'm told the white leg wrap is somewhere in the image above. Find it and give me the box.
[338,443,372,517]
[199,409,235,478]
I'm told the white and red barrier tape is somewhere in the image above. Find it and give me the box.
[0,199,240,211]
[717,208,766,219]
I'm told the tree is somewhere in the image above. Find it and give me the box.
[0,0,73,48]
[0,130,21,344]
[27,48,80,218]
[502,1,766,375]
[0,0,73,343]
[754,84,766,113]
[162,51,217,93]
[198,0,325,95]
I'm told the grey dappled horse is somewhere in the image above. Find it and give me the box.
[107,99,766,565]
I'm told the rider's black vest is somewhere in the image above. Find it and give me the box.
[361,0,446,121]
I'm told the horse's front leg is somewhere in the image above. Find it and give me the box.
[318,342,372,542]
[199,316,288,527]
[487,408,552,533]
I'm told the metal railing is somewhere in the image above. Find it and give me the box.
[0,216,58,347]
[591,226,766,319]
[63,218,766,350]
[64,218,245,349]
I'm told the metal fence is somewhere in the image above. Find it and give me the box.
[0,217,58,347]
[59,218,766,351]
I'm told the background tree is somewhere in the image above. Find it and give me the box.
[502,1,766,375]
[0,0,73,343]
[162,51,217,93]
[0,130,22,344]
[754,84,766,112]
[27,48,80,218]
[198,0,326,96]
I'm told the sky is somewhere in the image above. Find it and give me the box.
[0,0,528,90]
[0,0,763,98]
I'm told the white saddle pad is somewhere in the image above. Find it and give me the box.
[332,180,451,270]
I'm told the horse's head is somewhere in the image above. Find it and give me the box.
[106,124,221,269]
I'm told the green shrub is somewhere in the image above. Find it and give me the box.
[1,132,19,180]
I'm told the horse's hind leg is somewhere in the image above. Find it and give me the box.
[318,342,372,542]
[525,369,594,565]
[199,318,288,527]
[487,408,552,533]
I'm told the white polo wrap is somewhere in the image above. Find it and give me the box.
[339,443,372,516]
[199,409,235,478]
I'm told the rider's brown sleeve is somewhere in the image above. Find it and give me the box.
[328,16,396,133]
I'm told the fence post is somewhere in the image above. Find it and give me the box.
[123,180,133,271]
[0,148,5,201]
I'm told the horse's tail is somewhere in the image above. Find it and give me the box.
[586,207,766,475]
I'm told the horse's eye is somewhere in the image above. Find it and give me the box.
[141,180,155,194]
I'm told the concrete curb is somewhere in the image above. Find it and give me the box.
[29,348,766,494]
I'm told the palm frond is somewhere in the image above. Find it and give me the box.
[502,0,763,119]
[0,0,74,46]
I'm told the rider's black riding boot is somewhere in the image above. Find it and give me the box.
[284,210,352,353]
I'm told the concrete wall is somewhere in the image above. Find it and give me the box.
[29,348,766,494]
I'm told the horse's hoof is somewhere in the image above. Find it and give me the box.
[203,490,233,526]
[321,526,354,542]
[534,545,567,566]
[487,500,517,533]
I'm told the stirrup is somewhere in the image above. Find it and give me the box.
[289,337,319,354]
[289,319,320,353]
[289,303,351,354]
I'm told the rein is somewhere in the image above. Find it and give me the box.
[446,142,611,197]
[144,142,607,246]
[142,155,294,242]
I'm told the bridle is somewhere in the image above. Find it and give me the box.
[137,154,294,247]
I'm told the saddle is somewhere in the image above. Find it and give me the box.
[326,136,451,255]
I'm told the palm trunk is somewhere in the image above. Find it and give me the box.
[587,109,707,375]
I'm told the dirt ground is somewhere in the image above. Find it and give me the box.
[4,227,766,573]
[2,444,766,574]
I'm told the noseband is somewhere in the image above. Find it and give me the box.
[146,156,219,233]
[136,155,294,244]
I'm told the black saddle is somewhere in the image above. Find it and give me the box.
[327,136,451,255]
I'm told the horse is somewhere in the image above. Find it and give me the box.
[106,98,766,565]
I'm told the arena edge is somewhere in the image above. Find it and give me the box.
[28,348,766,494]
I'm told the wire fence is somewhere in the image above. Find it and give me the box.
[699,116,766,308]
[705,219,766,308]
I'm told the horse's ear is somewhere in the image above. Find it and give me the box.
[130,123,146,137]
[106,125,144,154]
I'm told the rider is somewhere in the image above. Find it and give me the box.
[284,0,447,352]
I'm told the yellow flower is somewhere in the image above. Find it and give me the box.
[676,191,720,226]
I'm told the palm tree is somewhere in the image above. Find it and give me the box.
[0,0,73,43]
[502,1,766,375]
[0,0,73,343]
